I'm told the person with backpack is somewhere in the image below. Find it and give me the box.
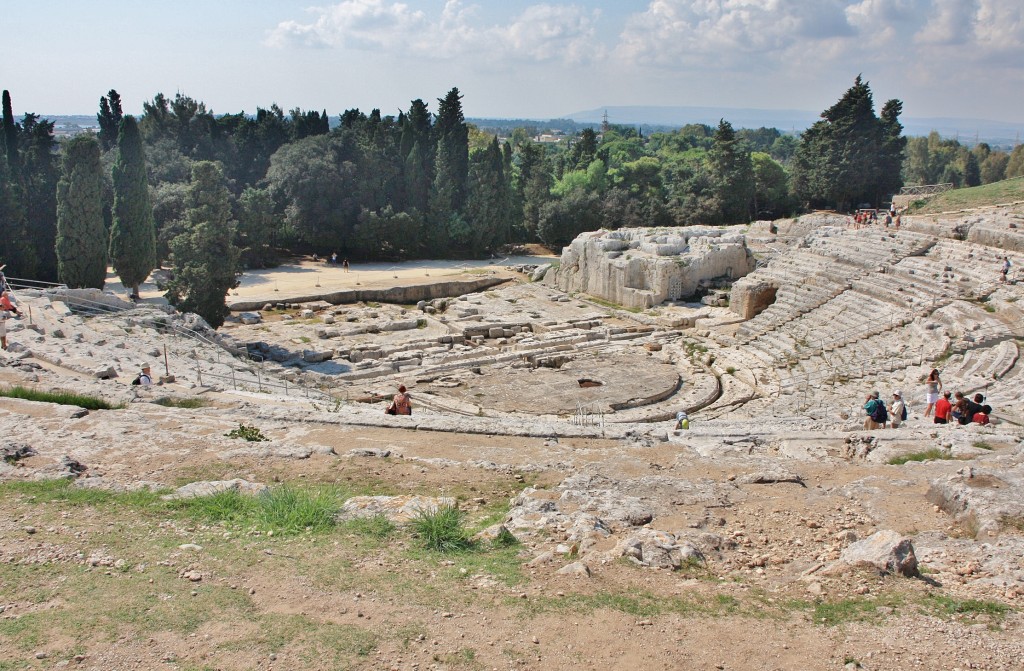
[131,365,152,387]
[890,391,907,428]
[863,391,887,429]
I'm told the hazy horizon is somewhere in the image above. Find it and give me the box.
[4,1,1022,125]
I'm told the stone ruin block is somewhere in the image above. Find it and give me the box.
[729,279,778,319]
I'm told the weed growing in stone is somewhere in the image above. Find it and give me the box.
[225,424,269,441]
[887,449,955,465]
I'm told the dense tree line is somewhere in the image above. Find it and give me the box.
[8,77,1023,328]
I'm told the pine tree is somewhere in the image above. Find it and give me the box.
[97,89,123,151]
[429,88,469,253]
[165,161,239,328]
[109,116,157,297]
[433,89,468,209]
[56,135,107,288]
[708,119,755,224]
[792,76,904,210]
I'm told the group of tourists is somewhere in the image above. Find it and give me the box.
[865,368,995,429]
[925,368,993,426]
[850,207,900,230]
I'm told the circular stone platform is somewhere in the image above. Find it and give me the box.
[429,352,686,415]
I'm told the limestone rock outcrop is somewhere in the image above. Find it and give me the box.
[549,226,755,309]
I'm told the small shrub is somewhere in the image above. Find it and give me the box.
[725,366,736,375]
[0,386,119,410]
[972,441,994,451]
[225,424,269,442]
[411,503,475,553]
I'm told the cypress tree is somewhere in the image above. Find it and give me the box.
[109,115,157,298]
[431,88,469,216]
[165,161,239,328]
[56,135,107,288]
[2,90,17,169]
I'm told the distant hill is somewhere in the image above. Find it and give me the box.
[566,106,1023,147]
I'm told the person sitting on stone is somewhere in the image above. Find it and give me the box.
[391,384,412,415]
[674,410,689,430]
[933,391,953,425]
[0,291,19,316]
[972,404,991,425]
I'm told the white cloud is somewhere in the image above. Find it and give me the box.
[265,0,428,49]
[266,1,602,65]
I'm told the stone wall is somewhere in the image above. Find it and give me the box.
[227,277,507,312]
[548,227,755,309]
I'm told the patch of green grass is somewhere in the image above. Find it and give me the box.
[0,385,120,410]
[339,514,396,540]
[224,424,269,442]
[725,366,736,375]
[0,478,165,507]
[972,441,994,450]
[887,448,955,465]
[221,612,377,662]
[411,503,475,553]
[434,647,480,668]
[922,595,1010,623]
[811,593,905,626]
[907,177,1024,214]
[172,484,341,536]
[521,589,749,620]
[153,396,211,409]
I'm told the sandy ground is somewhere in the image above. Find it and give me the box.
[104,254,558,307]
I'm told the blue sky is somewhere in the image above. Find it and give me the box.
[2,0,1022,123]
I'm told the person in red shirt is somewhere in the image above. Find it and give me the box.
[933,391,952,424]
[972,405,991,425]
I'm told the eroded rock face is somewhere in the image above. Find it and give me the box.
[927,465,1024,538]
[830,530,918,577]
[551,227,755,309]
[730,280,778,319]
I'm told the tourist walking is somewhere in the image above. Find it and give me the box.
[924,369,942,417]
[1000,257,1011,283]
